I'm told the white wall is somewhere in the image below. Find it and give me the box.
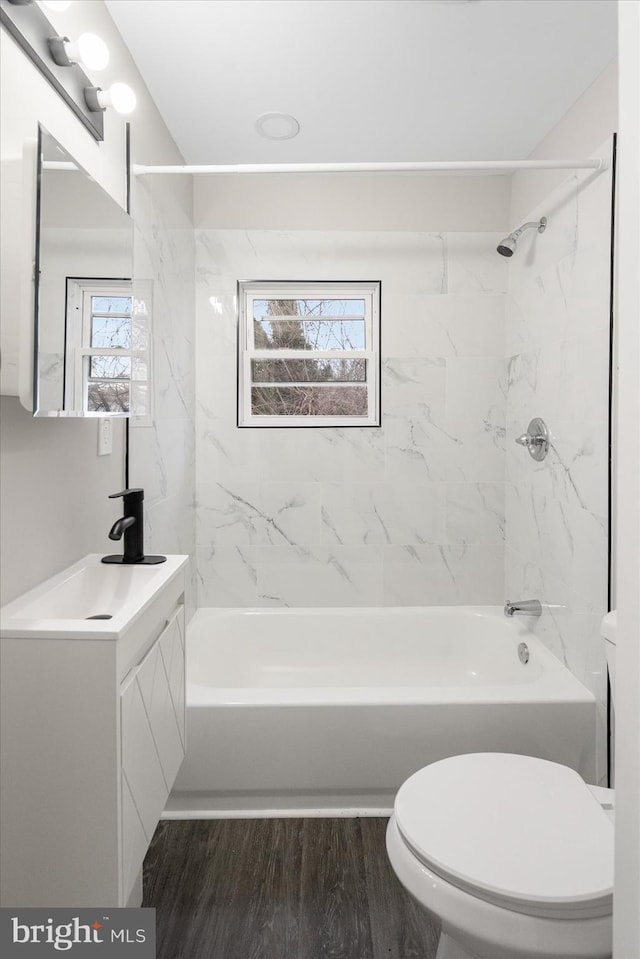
[0,1,194,605]
[500,50,618,787]
[510,60,617,226]
[613,2,640,953]
[194,172,510,232]
[130,172,196,614]
[194,175,510,607]
[504,140,614,784]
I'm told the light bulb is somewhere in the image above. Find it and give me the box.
[41,1,72,10]
[76,33,109,71]
[50,32,109,71]
[86,83,136,115]
[105,82,136,115]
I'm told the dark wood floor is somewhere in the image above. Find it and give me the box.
[143,817,440,959]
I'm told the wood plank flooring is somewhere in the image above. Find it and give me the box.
[143,818,440,959]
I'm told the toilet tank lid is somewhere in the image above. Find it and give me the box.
[601,610,617,644]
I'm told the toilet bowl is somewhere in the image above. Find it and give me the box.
[386,752,613,959]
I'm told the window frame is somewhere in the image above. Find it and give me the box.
[237,280,381,428]
[64,277,151,419]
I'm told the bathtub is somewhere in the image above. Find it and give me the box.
[166,606,597,818]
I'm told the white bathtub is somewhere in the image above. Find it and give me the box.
[166,606,597,818]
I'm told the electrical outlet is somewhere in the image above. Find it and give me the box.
[98,417,112,456]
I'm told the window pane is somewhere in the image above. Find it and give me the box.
[251,385,368,417]
[91,296,132,314]
[254,318,365,350]
[89,355,131,378]
[252,358,366,383]
[91,316,131,348]
[253,298,365,319]
[87,381,129,413]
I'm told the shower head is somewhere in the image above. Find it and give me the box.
[496,236,517,257]
[497,216,547,257]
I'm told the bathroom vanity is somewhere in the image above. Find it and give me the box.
[0,554,188,907]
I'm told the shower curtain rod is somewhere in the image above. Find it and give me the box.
[132,158,606,175]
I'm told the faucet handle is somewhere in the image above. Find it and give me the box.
[109,488,144,500]
[514,418,549,461]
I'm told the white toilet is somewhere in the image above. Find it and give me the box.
[386,613,618,959]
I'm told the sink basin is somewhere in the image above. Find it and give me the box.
[0,554,189,639]
[14,565,161,620]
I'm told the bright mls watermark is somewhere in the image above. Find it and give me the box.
[0,909,155,957]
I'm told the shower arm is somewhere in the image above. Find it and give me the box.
[509,220,546,240]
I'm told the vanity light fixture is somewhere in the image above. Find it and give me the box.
[0,0,104,138]
[48,32,109,70]
[85,82,136,115]
[1,0,137,130]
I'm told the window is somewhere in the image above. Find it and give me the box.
[64,278,150,415]
[238,281,381,427]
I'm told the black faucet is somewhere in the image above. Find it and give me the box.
[102,489,166,565]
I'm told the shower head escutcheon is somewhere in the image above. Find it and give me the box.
[497,216,547,257]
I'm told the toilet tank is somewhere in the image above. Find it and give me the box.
[601,611,617,705]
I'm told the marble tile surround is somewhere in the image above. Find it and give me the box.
[195,229,508,608]
[504,143,614,782]
[130,175,197,616]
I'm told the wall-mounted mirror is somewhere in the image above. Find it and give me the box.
[34,126,145,416]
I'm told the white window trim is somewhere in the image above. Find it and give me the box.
[238,280,381,428]
[129,279,154,426]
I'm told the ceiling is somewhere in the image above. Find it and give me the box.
[105,0,617,165]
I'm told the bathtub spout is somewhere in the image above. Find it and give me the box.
[504,599,542,617]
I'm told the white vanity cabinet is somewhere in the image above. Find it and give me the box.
[0,554,188,907]
[120,607,185,900]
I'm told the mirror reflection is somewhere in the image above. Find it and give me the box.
[35,126,144,416]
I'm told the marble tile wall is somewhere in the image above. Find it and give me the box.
[504,142,614,782]
[130,175,197,615]
[195,229,508,608]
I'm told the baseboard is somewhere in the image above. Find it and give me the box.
[163,788,394,819]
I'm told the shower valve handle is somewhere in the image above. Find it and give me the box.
[516,433,543,448]
[515,418,549,462]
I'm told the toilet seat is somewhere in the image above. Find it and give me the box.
[394,753,613,921]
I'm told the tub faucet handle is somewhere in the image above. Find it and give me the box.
[504,599,542,617]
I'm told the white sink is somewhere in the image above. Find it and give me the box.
[0,554,189,640]
[13,564,165,620]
